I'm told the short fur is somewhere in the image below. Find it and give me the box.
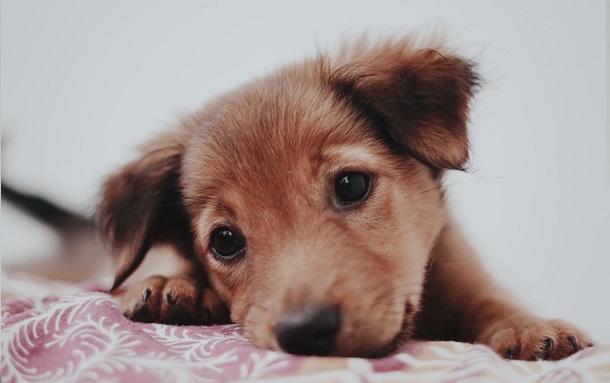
[99,36,591,359]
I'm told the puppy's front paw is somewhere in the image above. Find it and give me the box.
[480,317,593,361]
[115,275,229,325]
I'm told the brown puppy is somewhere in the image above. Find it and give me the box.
[99,36,592,359]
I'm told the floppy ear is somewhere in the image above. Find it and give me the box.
[331,42,480,170]
[98,132,194,291]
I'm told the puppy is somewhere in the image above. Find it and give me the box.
[99,36,592,359]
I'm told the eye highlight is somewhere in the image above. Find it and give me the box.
[210,227,245,261]
[334,172,371,205]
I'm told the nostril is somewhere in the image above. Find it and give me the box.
[275,305,340,356]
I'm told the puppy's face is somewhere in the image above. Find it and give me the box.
[182,79,446,356]
[100,38,479,357]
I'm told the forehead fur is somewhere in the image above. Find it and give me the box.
[181,59,385,211]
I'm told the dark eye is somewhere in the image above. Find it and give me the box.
[210,227,245,260]
[335,172,371,205]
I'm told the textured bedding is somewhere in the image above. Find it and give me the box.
[2,272,609,383]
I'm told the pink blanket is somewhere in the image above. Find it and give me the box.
[2,273,609,383]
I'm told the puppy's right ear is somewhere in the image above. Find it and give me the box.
[329,39,480,170]
[98,132,193,291]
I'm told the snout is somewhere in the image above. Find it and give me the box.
[238,237,416,357]
[275,305,340,356]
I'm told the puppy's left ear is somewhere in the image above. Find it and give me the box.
[332,44,480,170]
[98,132,194,291]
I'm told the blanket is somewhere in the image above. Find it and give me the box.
[2,272,609,383]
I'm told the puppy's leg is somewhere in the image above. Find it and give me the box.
[417,219,592,360]
[115,275,229,326]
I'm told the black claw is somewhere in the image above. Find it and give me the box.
[507,347,515,360]
[567,336,579,352]
[544,337,555,350]
[142,288,151,302]
[202,308,212,325]
[587,343,594,348]
[165,293,177,305]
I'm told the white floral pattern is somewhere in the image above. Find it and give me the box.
[1,292,296,382]
[2,273,609,383]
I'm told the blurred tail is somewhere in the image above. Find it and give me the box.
[1,182,93,230]
[1,182,111,283]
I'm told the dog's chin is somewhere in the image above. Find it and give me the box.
[371,302,417,357]
[247,328,411,358]
[337,302,417,358]
[339,327,415,359]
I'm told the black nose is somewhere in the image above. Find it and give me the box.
[275,305,340,356]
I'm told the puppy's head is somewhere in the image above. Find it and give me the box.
[99,37,479,357]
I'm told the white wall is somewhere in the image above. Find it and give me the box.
[2,0,608,343]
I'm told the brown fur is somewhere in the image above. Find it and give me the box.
[99,36,592,359]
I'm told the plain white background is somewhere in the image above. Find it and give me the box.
[1,1,608,343]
